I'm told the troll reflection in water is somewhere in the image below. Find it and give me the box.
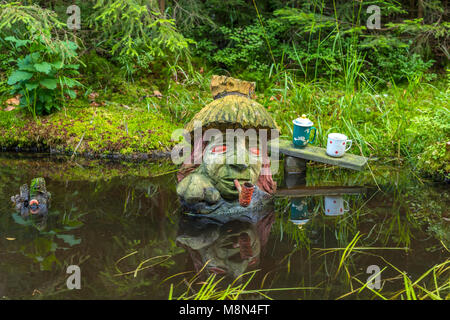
[176,208,275,279]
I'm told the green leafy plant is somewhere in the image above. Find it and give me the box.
[0,2,82,117]
[5,35,81,117]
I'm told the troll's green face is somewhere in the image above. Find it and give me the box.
[201,139,262,200]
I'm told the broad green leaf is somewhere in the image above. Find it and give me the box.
[34,62,52,74]
[65,41,78,51]
[40,78,58,89]
[52,61,64,69]
[4,36,17,42]
[17,56,35,72]
[7,70,33,85]
[56,234,81,246]
[25,82,39,91]
[29,52,41,63]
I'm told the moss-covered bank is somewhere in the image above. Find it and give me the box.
[0,97,179,159]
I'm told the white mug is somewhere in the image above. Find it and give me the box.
[326,133,352,157]
[324,196,349,216]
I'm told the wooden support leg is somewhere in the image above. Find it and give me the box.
[284,156,307,188]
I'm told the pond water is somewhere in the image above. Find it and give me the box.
[0,153,448,300]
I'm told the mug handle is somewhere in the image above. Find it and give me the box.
[308,127,317,144]
[345,139,352,151]
[344,200,350,212]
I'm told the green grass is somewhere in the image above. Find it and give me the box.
[257,71,449,181]
[165,263,318,300]
[160,248,449,300]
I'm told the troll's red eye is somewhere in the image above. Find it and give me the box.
[250,148,260,156]
[212,145,227,154]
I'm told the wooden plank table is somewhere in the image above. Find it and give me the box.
[275,139,368,171]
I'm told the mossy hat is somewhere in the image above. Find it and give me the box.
[185,75,280,139]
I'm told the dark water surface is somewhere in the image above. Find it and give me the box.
[0,153,448,299]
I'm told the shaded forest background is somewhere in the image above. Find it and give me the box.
[1,0,447,86]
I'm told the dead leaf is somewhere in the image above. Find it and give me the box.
[153,90,162,98]
[90,102,100,107]
[88,92,99,101]
[199,67,204,74]
[32,289,42,296]
[6,97,20,106]
[4,106,16,112]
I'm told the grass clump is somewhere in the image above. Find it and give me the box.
[256,74,449,181]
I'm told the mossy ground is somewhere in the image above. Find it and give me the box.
[0,102,178,156]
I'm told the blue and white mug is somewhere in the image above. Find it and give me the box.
[293,115,317,148]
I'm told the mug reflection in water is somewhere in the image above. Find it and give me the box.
[324,196,350,216]
[290,198,310,226]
